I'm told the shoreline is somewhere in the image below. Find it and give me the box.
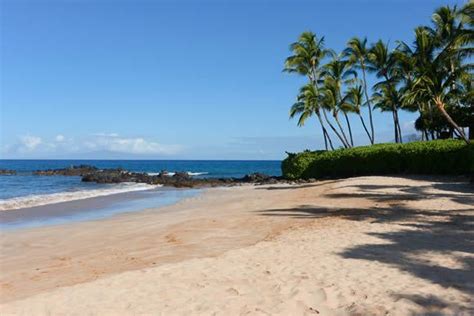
[0,186,201,231]
[1,176,473,314]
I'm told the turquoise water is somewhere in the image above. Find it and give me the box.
[0,160,280,201]
[0,160,280,229]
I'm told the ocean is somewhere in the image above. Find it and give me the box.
[0,160,281,229]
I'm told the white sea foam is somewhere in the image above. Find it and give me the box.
[146,171,208,176]
[187,172,208,176]
[0,183,160,211]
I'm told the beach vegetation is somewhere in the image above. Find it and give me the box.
[285,2,473,147]
[282,139,474,179]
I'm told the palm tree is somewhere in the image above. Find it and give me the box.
[398,4,472,144]
[320,77,352,148]
[284,32,330,84]
[368,40,403,143]
[343,37,375,144]
[321,53,357,146]
[290,84,334,150]
[284,32,334,149]
[372,83,404,142]
[346,85,373,143]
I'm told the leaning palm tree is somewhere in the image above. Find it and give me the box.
[343,37,375,144]
[320,77,352,148]
[290,84,334,150]
[284,32,334,148]
[321,53,357,146]
[346,85,373,143]
[399,9,472,144]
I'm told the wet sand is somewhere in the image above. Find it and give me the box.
[1,176,473,315]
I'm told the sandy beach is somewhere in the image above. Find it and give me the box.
[1,176,473,315]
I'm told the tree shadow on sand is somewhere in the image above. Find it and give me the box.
[257,179,474,310]
[326,179,474,208]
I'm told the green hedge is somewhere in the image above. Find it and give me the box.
[282,140,474,180]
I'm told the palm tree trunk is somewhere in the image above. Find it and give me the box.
[324,129,335,150]
[395,109,403,143]
[322,109,349,148]
[361,63,375,143]
[358,113,373,144]
[323,129,328,150]
[316,112,333,150]
[392,111,399,143]
[343,111,354,146]
[398,122,403,143]
[434,97,469,144]
[334,112,351,148]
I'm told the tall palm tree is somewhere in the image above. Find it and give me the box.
[346,85,373,143]
[320,77,352,148]
[398,4,472,144]
[290,84,334,150]
[321,53,357,146]
[368,40,403,143]
[372,83,404,142]
[284,32,328,83]
[343,37,375,144]
[284,32,334,149]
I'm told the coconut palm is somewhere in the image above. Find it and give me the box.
[284,32,329,84]
[398,4,472,144]
[346,85,373,143]
[285,3,472,146]
[284,32,334,149]
[368,40,403,143]
[320,77,352,148]
[343,37,375,144]
[321,53,357,146]
[290,84,334,150]
[372,83,404,142]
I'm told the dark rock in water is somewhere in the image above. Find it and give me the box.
[33,165,98,176]
[158,170,169,177]
[82,168,129,184]
[79,168,288,188]
[172,172,191,180]
[241,173,272,183]
[0,169,16,175]
[34,165,292,188]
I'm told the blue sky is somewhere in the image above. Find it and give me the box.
[0,0,467,159]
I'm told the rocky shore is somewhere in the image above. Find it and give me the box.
[32,165,98,176]
[31,165,303,188]
[0,169,16,175]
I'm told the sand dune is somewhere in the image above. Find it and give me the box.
[1,176,473,315]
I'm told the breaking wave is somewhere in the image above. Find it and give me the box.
[0,183,160,211]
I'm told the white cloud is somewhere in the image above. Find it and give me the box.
[4,133,182,157]
[92,132,120,137]
[90,133,182,155]
[19,135,42,151]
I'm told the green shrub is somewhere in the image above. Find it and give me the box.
[282,140,474,180]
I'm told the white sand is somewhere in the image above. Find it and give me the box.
[1,176,473,315]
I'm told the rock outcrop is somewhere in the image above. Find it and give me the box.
[33,165,98,176]
[31,165,318,188]
[81,169,249,188]
[0,169,16,175]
